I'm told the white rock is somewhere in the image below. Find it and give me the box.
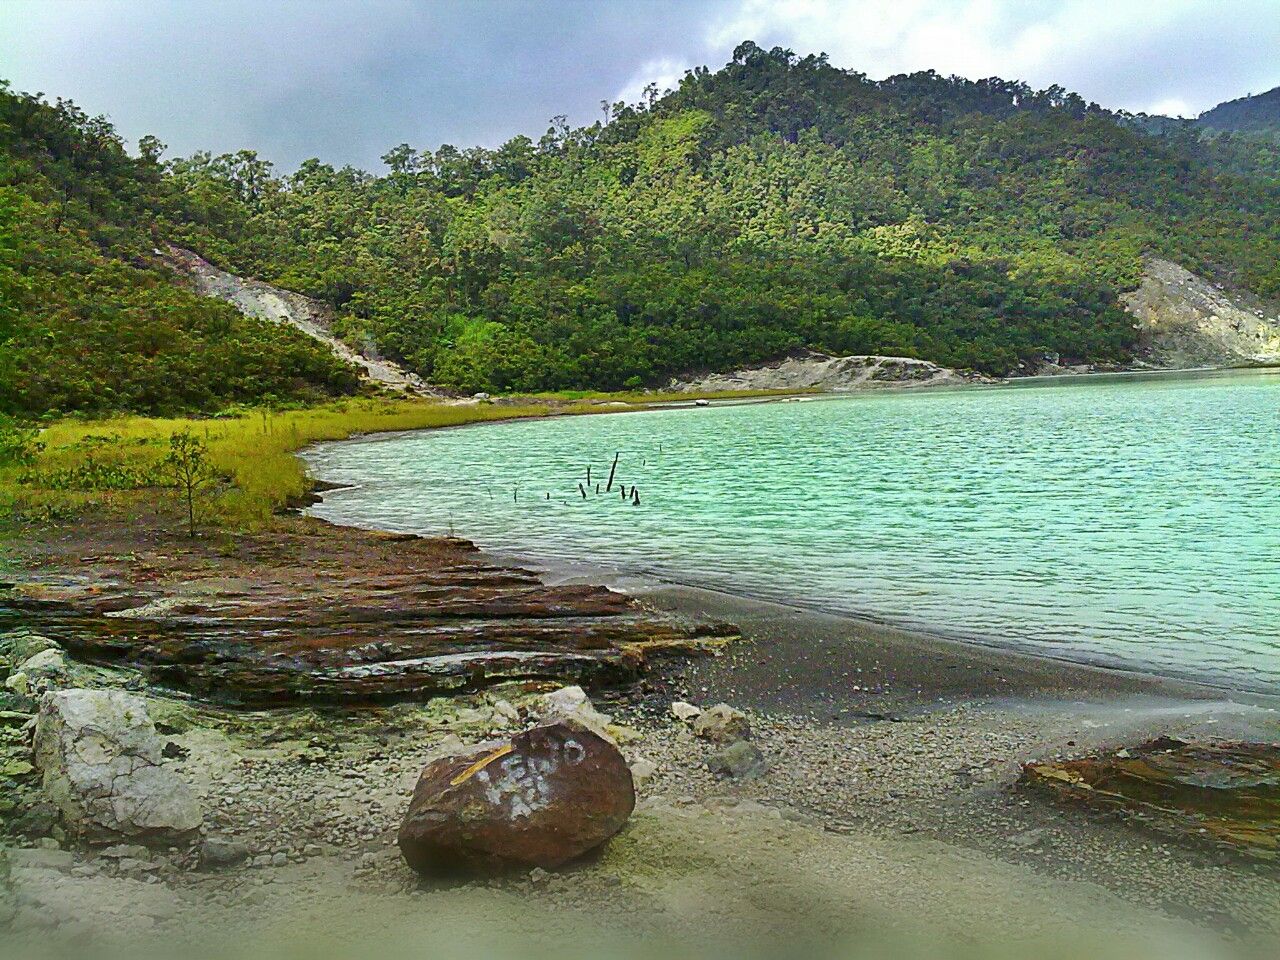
[629,758,658,785]
[670,701,702,722]
[692,703,750,743]
[33,690,202,845]
[539,685,617,742]
[541,685,592,715]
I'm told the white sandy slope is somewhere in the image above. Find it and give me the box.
[165,246,438,395]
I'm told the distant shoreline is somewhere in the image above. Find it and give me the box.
[1001,362,1280,387]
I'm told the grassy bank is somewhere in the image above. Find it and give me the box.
[0,388,801,536]
[0,398,551,532]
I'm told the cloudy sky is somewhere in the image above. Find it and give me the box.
[4,0,1279,170]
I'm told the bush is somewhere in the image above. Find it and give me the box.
[0,417,44,467]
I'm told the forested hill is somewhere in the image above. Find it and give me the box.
[4,44,1280,412]
[1199,86,1280,135]
[159,43,1280,393]
[0,81,360,418]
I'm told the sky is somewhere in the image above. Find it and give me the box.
[3,0,1279,171]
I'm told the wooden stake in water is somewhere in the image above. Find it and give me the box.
[606,452,619,492]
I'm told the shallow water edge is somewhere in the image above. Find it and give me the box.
[302,370,1280,701]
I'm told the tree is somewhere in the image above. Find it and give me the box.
[381,143,420,180]
[137,134,167,164]
[161,430,219,538]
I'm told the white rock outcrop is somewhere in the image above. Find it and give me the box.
[167,246,437,395]
[33,690,202,845]
[1124,258,1280,367]
[669,350,980,393]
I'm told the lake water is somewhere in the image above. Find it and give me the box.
[304,371,1280,693]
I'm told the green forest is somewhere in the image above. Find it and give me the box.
[4,42,1279,415]
[0,82,361,419]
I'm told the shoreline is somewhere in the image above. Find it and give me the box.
[301,373,1280,706]
[4,502,1279,949]
[635,581,1280,712]
[491,548,1280,707]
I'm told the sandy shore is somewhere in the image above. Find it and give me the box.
[618,580,1275,710]
[620,586,1280,917]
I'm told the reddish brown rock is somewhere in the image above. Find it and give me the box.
[397,721,635,877]
[1021,737,1280,861]
[2,523,737,706]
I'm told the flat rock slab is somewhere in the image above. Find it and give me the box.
[1,522,735,706]
[1021,737,1280,860]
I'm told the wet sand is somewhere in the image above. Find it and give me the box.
[534,563,1280,717]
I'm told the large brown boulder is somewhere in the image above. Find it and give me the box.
[397,721,634,877]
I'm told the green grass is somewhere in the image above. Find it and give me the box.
[0,397,550,531]
[0,388,807,535]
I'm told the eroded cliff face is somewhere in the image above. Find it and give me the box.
[165,247,437,395]
[1124,259,1280,368]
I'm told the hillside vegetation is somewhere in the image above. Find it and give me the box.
[1199,85,1280,136]
[4,44,1280,410]
[0,81,361,419]
[161,44,1280,392]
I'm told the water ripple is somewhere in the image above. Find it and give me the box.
[305,372,1280,693]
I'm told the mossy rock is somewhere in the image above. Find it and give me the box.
[145,696,207,735]
[0,758,32,778]
[0,630,59,666]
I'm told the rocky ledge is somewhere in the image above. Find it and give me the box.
[668,349,987,392]
[0,520,735,706]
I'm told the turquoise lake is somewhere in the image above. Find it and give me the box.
[304,371,1280,693]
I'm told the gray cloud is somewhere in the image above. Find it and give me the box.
[2,0,1277,171]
